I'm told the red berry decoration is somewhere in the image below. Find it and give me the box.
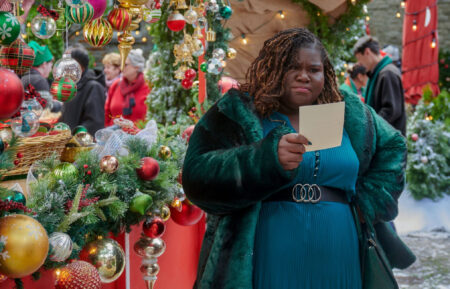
[167,10,186,32]
[143,217,166,238]
[83,164,89,169]
[184,68,197,80]
[411,133,419,142]
[181,78,193,89]
[16,152,23,158]
[87,170,92,175]
[55,260,101,289]
[136,157,160,181]
[170,199,204,226]
[14,159,20,165]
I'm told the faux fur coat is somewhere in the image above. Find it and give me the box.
[182,88,407,289]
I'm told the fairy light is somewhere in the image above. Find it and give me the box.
[21,33,27,39]
[351,0,356,4]
[26,22,30,27]
[365,15,370,21]
[396,11,401,18]
[135,30,140,35]
[431,31,436,48]
[146,26,151,31]
[241,34,248,45]
[278,10,285,19]
[412,19,417,31]
[75,31,79,36]
[142,36,147,43]
[400,0,406,8]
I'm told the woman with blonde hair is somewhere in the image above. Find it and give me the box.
[102,52,121,98]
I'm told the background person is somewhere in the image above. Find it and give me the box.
[340,64,368,102]
[102,52,121,99]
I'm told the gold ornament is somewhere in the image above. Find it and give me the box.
[83,18,113,48]
[100,155,119,173]
[134,237,165,289]
[206,28,216,42]
[118,31,135,70]
[80,238,125,283]
[173,33,196,67]
[227,47,237,59]
[193,26,203,39]
[159,205,171,221]
[0,215,49,278]
[158,146,172,160]
[171,198,182,211]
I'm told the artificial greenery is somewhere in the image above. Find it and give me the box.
[0,133,18,197]
[438,49,450,92]
[406,88,450,200]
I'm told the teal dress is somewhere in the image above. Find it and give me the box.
[253,112,362,289]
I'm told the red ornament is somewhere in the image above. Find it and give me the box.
[181,78,193,89]
[0,38,35,76]
[411,133,419,142]
[167,11,186,32]
[155,2,161,9]
[170,199,204,226]
[55,261,101,289]
[136,157,160,181]
[181,125,195,143]
[177,170,182,184]
[184,68,197,80]
[16,152,23,158]
[143,217,166,238]
[107,7,131,31]
[0,68,24,119]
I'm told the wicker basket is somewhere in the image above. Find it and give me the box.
[2,130,72,177]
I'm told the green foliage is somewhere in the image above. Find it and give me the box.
[0,133,18,198]
[406,89,450,200]
[438,49,450,92]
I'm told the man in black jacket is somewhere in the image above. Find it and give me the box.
[59,47,105,136]
[353,36,406,136]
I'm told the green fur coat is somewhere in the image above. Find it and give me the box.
[182,88,407,289]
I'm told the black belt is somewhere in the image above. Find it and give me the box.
[265,184,348,204]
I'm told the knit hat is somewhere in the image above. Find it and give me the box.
[28,41,53,67]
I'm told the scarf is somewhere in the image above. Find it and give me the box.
[105,74,121,90]
[119,72,145,116]
[365,56,392,107]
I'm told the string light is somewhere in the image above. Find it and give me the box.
[75,31,80,36]
[431,31,436,48]
[278,10,285,19]
[135,30,140,35]
[142,36,147,43]
[400,0,406,8]
[146,26,151,31]
[396,11,401,18]
[316,11,321,16]
[21,33,26,39]
[26,22,30,27]
[241,34,248,45]
[365,15,370,21]
[351,0,356,4]
[412,19,417,31]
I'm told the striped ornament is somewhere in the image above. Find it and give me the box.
[65,2,94,25]
[149,9,161,23]
[107,7,131,31]
[83,18,113,48]
[0,38,35,76]
[50,77,77,102]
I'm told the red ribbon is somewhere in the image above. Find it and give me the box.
[11,84,48,118]
[37,5,59,20]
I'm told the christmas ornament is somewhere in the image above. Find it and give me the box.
[134,237,165,289]
[117,31,135,70]
[100,155,119,173]
[143,217,165,238]
[167,10,185,32]
[53,54,82,83]
[55,260,101,289]
[79,238,125,283]
[184,68,196,80]
[74,131,94,146]
[53,162,78,179]
[130,194,153,215]
[52,122,71,131]
[143,8,161,23]
[184,8,197,24]
[136,157,160,181]
[159,205,171,221]
[219,5,233,19]
[49,232,73,262]
[50,77,77,102]
[0,128,12,143]
[421,156,428,164]
[206,1,219,13]
[196,16,207,29]
[31,14,57,39]
[4,191,26,205]
[206,57,223,75]
[192,39,204,57]
[21,98,43,118]
[0,38,35,76]
[171,197,182,211]
[10,111,40,137]
[212,48,225,60]
[175,0,188,10]
[0,214,49,278]
[65,2,94,25]
[174,65,188,80]
[170,200,204,226]
[83,18,113,48]
[158,145,172,160]
[0,12,20,46]
[206,28,216,42]
[0,68,23,119]
[181,78,193,89]
[0,274,7,283]
[66,0,86,8]
[200,62,207,72]
[411,133,419,141]
[107,7,131,31]
[227,48,237,60]
[87,0,106,19]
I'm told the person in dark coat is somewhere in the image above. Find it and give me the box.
[59,47,105,135]
[353,36,406,136]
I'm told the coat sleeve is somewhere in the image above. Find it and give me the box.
[356,106,407,223]
[82,82,105,135]
[182,110,298,215]
[130,85,149,123]
[377,71,404,125]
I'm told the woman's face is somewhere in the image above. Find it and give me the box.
[122,59,140,82]
[103,63,121,81]
[281,47,324,110]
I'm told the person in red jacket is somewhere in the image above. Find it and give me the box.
[105,49,150,127]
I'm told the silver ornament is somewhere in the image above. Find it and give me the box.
[212,48,225,60]
[49,232,73,262]
[192,39,205,57]
[31,15,57,39]
[184,8,198,24]
[53,53,82,83]
[206,58,223,75]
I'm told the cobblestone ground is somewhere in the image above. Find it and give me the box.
[395,228,450,289]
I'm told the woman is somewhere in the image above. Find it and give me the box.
[104,49,150,126]
[340,64,368,102]
[102,52,121,99]
[182,28,406,289]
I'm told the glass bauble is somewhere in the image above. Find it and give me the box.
[49,232,73,262]
[184,8,197,24]
[212,48,225,60]
[65,0,85,8]
[192,39,204,57]
[206,58,223,75]
[11,111,40,137]
[195,16,206,29]
[20,99,43,117]
[83,18,113,48]
[31,15,56,39]
[53,54,82,83]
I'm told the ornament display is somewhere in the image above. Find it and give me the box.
[0,214,49,278]
[83,18,113,48]
[411,133,419,142]
[49,232,73,262]
[4,191,26,205]
[87,0,106,19]
[184,68,197,80]
[181,78,193,89]
[65,1,94,25]
[136,157,160,181]
[53,162,78,179]
[184,8,197,24]
[0,38,35,76]
[170,200,204,226]
[0,12,20,46]
[100,155,119,173]
[10,111,40,137]
[130,194,153,215]
[212,48,225,60]
[21,98,43,117]
[53,53,82,83]
[31,14,57,39]
[227,47,237,59]
[66,0,85,8]
[143,217,165,238]
[50,77,77,102]
[79,238,125,283]
[206,57,223,75]
[0,68,24,119]
[167,10,186,32]
[219,5,233,19]
[107,7,131,31]
[55,260,102,289]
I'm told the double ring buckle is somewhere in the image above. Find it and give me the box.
[291,184,322,203]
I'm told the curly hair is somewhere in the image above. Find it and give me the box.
[241,28,342,117]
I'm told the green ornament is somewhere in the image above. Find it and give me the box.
[4,191,26,205]
[51,122,71,132]
[73,125,88,135]
[219,6,233,19]
[130,194,153,215]
[65,2,94,25]
[53,162,78,179]
[0,12,20,46]
[200,62,207,72]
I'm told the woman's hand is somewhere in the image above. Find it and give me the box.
[277,133,309,170]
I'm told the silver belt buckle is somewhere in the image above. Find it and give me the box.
[292,184,322,203]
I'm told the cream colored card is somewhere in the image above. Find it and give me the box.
[299,102,345,152]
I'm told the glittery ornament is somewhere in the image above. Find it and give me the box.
[181,78,193,89]
[184,68,196,80]
[143,217,166,238]
[51,122,71,131]
[4,191,26,205]
[74,131,94,146]
[107,7,131,31]
[206,57,223,74]
[184,8,197,24]
[219,5,233,19]
[212,48,225,60]
[148,9,162,23]
[11,111,40,137]
[167,10,185,32]
[158,145,172,159]
[159,205,171,221]
[0,128,13,143]
[55,261,101,289]
[206,28,216,42]
[49,232,73,262]
[196,16,206,29]
[50,77,77,102]
[21,98,43,118]
[0,12,20,45]
[83,18,113,48]
[192,39,204,57]
[31,15,57,39]
[53,53,82,83]
[227,47,237,59]
[0,38,35,76]
[99,155,119,173]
